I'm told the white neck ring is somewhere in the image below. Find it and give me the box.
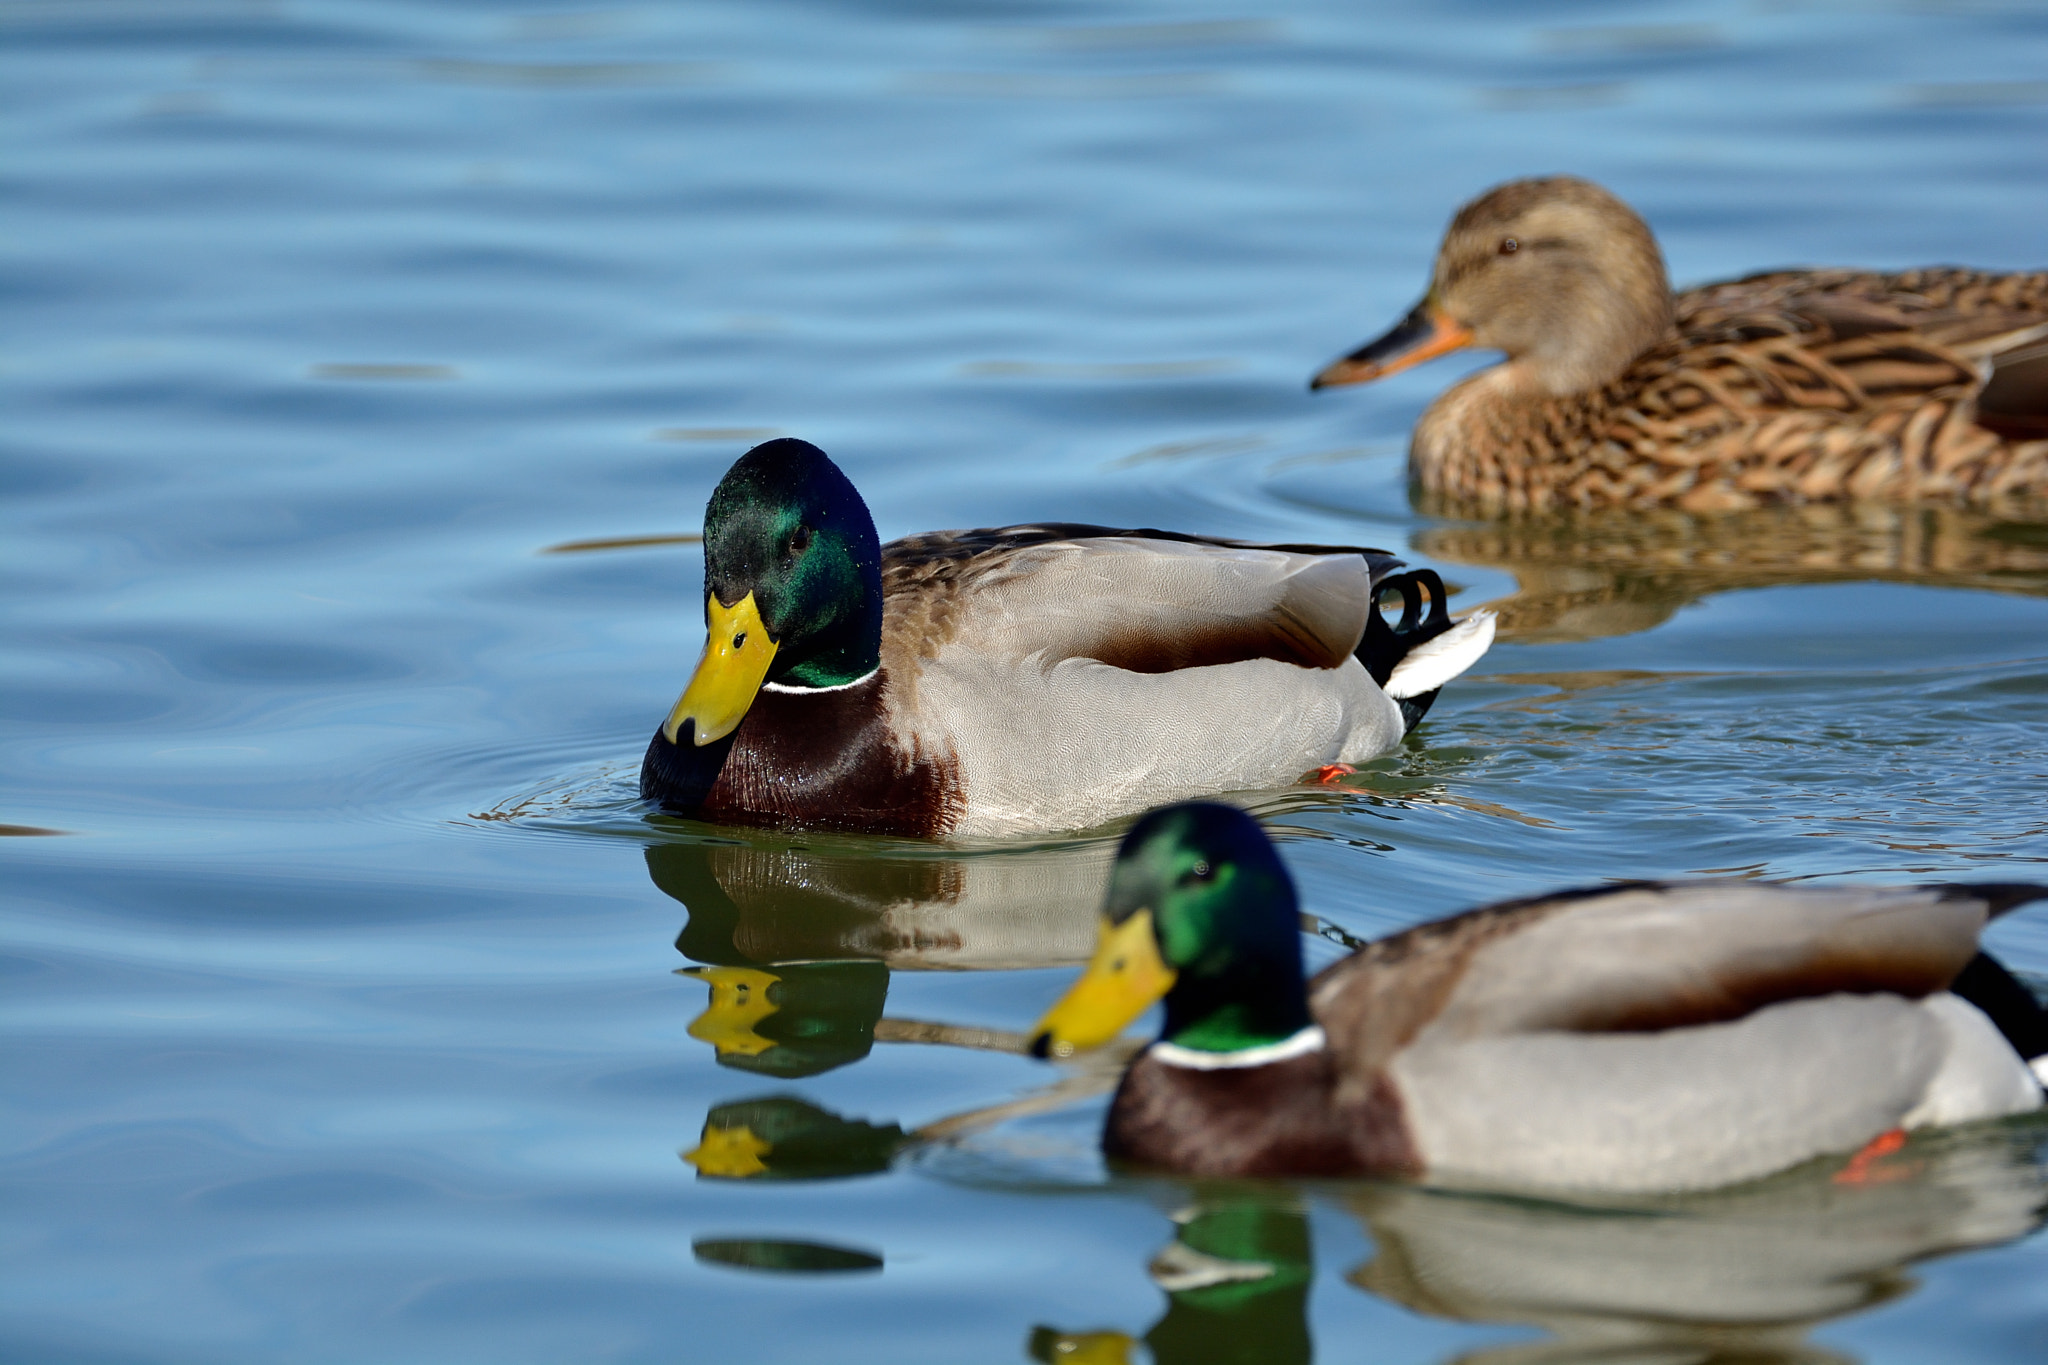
[762,666,879,695]
[1148,1025,1326,1071]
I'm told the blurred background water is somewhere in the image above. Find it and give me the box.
[5,1,2048,1361]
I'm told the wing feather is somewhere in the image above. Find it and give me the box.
[886,529,1390,675]
[1312,881,2048,1081]
[1426,881,2023,1042]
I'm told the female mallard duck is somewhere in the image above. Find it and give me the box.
[1030,802,2048,1190]
[1311,176,2048,510]
[640,439,1495,838]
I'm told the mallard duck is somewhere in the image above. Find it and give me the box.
[1029,802,2048,1189]
[639,439,1495,838]
[1310,176,2048,510]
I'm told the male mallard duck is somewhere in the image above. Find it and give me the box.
[1311,176,2048,510]
[1030,802,2048,1190]
[640,439,1495,838]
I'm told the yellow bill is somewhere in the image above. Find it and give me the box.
[1029,1332,1136,1365]
[1031,909,1177,1058]
[663,591,779,745]
[684,965,781,1059]
[683,1122,772,1178]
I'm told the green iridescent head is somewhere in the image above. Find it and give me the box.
[1032,803,1311,1057]
[661,438,884,746]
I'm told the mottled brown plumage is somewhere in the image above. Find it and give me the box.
[1314,176,2048,510]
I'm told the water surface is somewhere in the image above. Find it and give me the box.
[6,1,2048,1361]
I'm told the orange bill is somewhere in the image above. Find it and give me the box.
[1310,298,1474,389]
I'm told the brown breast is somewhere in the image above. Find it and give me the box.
[685,672,965,837]
[1103,1050,1419,1178]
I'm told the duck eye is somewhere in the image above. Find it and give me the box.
[1498,237,1520,256]
[787,524,814,557]
[1184,861,1214,884]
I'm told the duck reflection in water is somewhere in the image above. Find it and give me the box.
[1415,500,2048,643]
[684,1094,906,1181]
[1031,1118,2048,1365]
[648,830,1108,1079]
[680,1055,1137,1181]
[1031,1194,1313,1365]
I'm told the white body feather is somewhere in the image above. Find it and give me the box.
[1393,991,2037,1192]
[889,537,1485,838]
[920,650,1403,837]
[1331,882,2043,1192]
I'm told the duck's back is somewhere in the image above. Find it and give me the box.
[1678,266,2048,352]
[877,527,1412,837]
[1309,880,2044,1192]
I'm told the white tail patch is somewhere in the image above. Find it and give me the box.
[1385,610,1496,700]
[1899,994,2043,1129]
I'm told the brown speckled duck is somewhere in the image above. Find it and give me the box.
[1311,176,2048,511]
[1030,802,2048,1190]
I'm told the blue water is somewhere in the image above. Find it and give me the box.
[6,1,2048,1361]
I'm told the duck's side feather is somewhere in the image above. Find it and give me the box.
[1312,881,2040,1064]
[877,530,1444,836]
[1419,881,1998,1039]
[1389,990,2035,1192]
[1302,880,2047,1191]
[909,649,1403,838]
[1308,886,1587,1083]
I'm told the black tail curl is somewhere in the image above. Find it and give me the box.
[1356,568,1455,731]
[1952,952,2048,1073]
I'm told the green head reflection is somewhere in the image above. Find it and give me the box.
[684,1095,904,1181]
[653,840,892,1079]
[1031,1198,1312,1365]
[678,960,888,1078]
